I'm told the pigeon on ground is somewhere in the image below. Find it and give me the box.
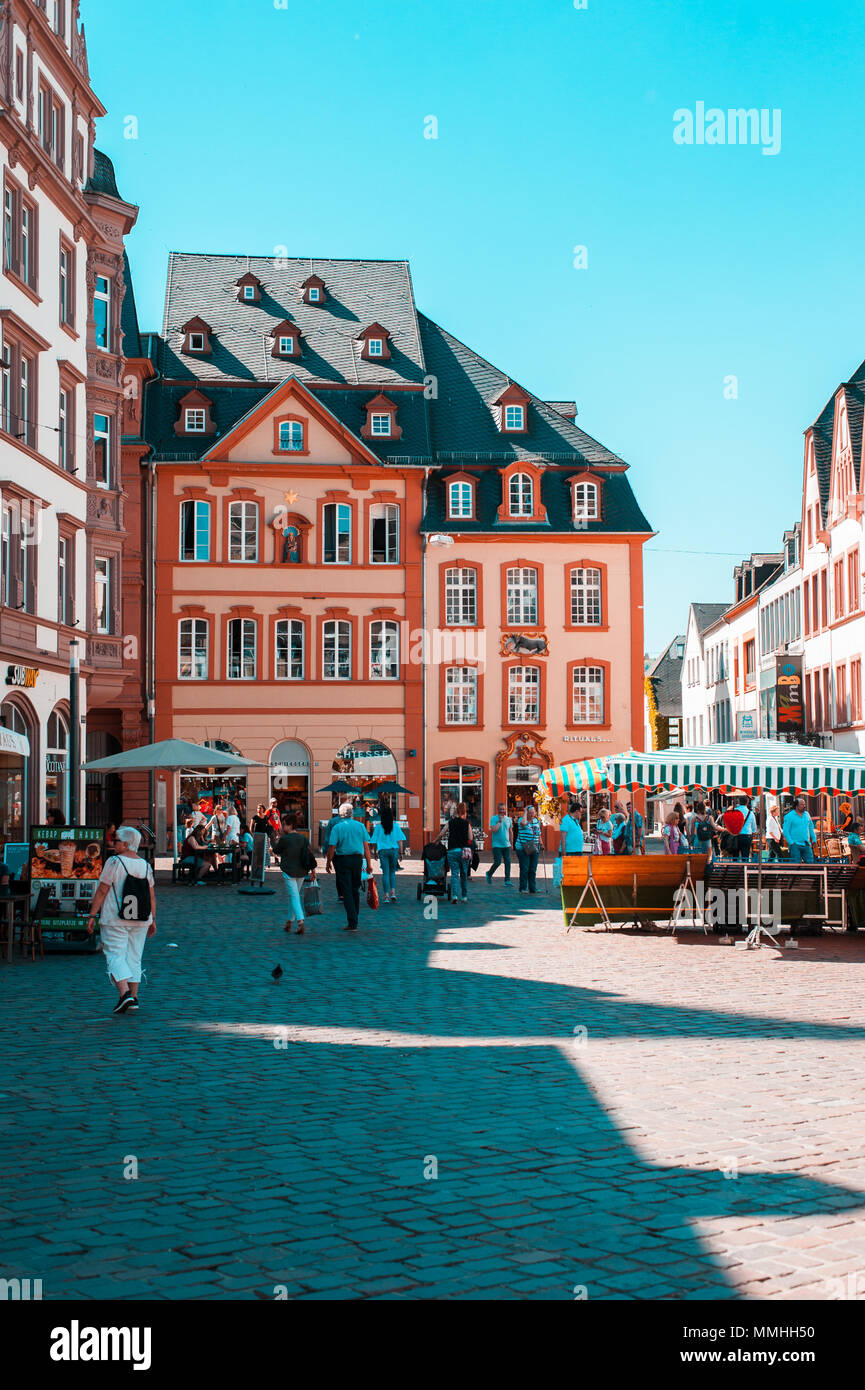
[271,964,283,982]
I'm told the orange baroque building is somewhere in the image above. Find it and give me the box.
[143,253,652,847]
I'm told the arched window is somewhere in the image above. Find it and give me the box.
[46,707,69,820]
[509,473,533,517]
[370,620,399,679]
[448,481,473,519]
[228,501,258,562]
[506,567,538,625]
[180,500,210,561]
[178,618,208,679]
[573,481,599,523]
[569,567,602,625]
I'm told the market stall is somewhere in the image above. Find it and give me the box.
[540,740,865,939]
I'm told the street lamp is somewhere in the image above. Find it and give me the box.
[69,638,80,825]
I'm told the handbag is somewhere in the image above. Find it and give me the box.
[366,875,379,909]
[552,855,563,887]
[462,847,473,861]
[302,877,322,915]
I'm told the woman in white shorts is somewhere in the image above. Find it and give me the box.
[86,826,156,1014]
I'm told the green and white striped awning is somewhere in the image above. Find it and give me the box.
[610,740,865,796]
[539,740,865,799]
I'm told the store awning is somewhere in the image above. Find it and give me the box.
[538,756,609,796]
[0,727,30,757]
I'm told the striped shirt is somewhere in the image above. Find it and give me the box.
[516,818,541,850]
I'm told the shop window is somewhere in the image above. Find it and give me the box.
[438,764,483,829]
[180,500,210,562]
[275,619,304,679]
[370,620,399,679]
[227,618,257,679]
[45,708,68,821]
[178,618,209,680]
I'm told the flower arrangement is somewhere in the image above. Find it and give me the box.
[535,788,568,824]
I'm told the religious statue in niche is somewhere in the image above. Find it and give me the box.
[281,525,300,563]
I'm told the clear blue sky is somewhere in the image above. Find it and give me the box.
[84,0,865,652]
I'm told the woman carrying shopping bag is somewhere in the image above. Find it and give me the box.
[275,813,317,934]
[371,805,405,903]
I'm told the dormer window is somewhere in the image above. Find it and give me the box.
[509,472,533,516]
[236,272,262,304]
[174,388,216,437]
[272,415,309,456]
[360,393,402,440]
[358,323,392,362]
[301,274,326,305]
[493,382,531,434]
[180,317,213,355]
[446,472,477,521]
[572,478,600,523]
[270,320,301,359]
[497,459,547,524]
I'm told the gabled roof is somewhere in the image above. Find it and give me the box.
[691,602,727,635]
[197,375,383,468]
[646,635,685,717]
[160,253,425,386]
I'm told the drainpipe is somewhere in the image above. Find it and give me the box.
[421,467,430,837]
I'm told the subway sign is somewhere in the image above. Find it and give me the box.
[6,665,38,688]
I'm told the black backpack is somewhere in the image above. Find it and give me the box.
[113,860,150,922]
[696,818,713,842]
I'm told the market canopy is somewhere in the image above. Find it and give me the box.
[539,741,865,799]
[82,738,263,772]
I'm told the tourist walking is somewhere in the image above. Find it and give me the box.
[515,805,542,893]
[736,795,757,862]
[662,812,683,855]
[371,805,405,903]
[626,800,645,854]
[85,826,156,1015]
[486,802,514,883]
[446,802,472,903]
[275,813,317,933]
[782,798,817,863]
[766,803,783,860]
[326,802,374,930]
[691,801,718,861]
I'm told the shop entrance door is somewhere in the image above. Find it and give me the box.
[507,765,542,822]
[270,740,311,831]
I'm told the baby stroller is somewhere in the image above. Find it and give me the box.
[417,839,449,901]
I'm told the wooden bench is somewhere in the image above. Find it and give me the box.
[561,853,709,930]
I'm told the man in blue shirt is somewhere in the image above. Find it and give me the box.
[558,801,584,857]
[515,806,542,893]
[326,803,374,930]
[486,802,514,884]
[782,798,817,864]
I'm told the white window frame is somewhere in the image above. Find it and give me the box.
[94,412,111,489]
[278,420,304,452]
[509,472,533,517]
[570,567,602,626]
[188,332,205,352]
[322,619,352,680]
[184,408,206,433]
[228,500,259,562]
[504,404,525,431]
[445,666,478,724]
[572,664,604,725]
[370,620,399,680]
[227,617,257,680]
[178,617,209,680]
[367,338,384,357]
[448,481,473,519]
[322,502,352,564]
[370,413,391,437]
[369,503,399,565]
[179,499,210,562]
[508,665,540,724]
[242,284,255,301]
[94,274,111,351]
[275,618,304,680]
[93,555,112,635]
[573,481,599,522]
[278,335,294,355]
[444,567,477,626]
[506,566,538,626]
[308,286,320,302]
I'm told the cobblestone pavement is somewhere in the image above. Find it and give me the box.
[3,859,865,1301]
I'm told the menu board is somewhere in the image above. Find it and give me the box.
[28,826,106,934]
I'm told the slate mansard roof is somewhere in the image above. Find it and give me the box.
[142,250,652,535]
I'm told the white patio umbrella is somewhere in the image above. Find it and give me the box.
[82,738,264,867]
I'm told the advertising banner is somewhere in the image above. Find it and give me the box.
[776,655,804,735]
